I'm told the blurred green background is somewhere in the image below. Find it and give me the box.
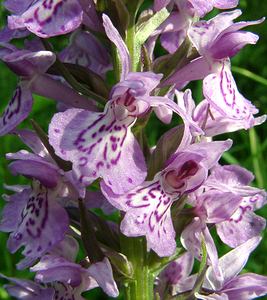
[0,0,267,299]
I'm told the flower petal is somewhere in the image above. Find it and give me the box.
[4,0,35,14]
[103,177,177,257]
[213,0,238,9]
[0,26,29,42]
[154,0,171,11]
[50,235,79,262]
[13,129,49,158]
[9,159,60,188]
[200,191,242,224]
[161,252,194,285]
[210,31,259,59]
[103,14,131,81]
[181,140,232,169]
[223,273,267,299]
[49,107,146,195]
[205,236,261,290]
[31,254,82,287]
[194,100,266,137]
[0,86,33,136]
[60,30,111,76]
[0,273,55,300]
[3,50,56,76]
[5,185,69,268]
[216,211,266,248]
[188,10,242,54]
[0,188,31,232]
[87,258,119,298]
[203,60,258,127]
[8,0,83,38]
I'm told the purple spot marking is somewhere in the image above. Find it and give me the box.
[2,86,22,126]
[111,151,121,165]
[79,157,88,167]
[103,143,108,160]
[19,191,49,240]
[96,161,104,169]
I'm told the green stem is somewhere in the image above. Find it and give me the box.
[115,3,154,298]
[111,44,121,83]
[121,235,155,300]
[126,18,137,71]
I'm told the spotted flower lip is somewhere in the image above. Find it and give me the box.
[202,59,260,127]
[0,183,69,270]
[0,85,33,137]
[48,92,148,196]
[47,30,174,196]
[0,131,72,269]
[192,99,266,136]
[7,0,84,38]
[102,140,231,257]
[205,165,267,248]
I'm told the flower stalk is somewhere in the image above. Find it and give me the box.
[121,236,155,300]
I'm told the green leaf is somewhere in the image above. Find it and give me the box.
[42,39,106,107]
[188,235,208,298]
[78,199,105,263]
[136,8,169,45]
[48,63,110,98]
[131,8,170,71]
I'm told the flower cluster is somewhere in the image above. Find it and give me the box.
[0,0,266,299]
